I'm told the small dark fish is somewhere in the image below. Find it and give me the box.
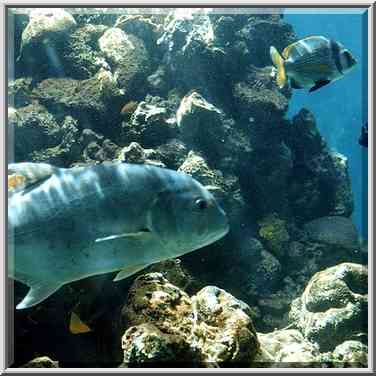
[270,36,357,92]
[359,122,368,148]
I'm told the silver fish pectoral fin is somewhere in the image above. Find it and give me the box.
[16,281,63,310]
[95,230,151,243]
[113,263,151,282]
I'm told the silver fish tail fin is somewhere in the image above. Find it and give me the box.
[270,46,287,89]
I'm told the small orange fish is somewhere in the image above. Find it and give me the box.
[120,101,138,117]
[69,311,92,335]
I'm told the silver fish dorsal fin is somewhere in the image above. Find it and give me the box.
[8,162,59,195]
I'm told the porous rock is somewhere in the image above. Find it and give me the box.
[120,273,259,366]
[114,15,162,55]
[147,66,169,95]
[253,329,320,366]
[330,340,367,367]
[287,109,354,222]
[329,152,354,217]
[8,103,80,165]
[289,263,368,352]
[145,259,203,295]
[64,24,110,79]
[98,27,151,99]
[232,80,289,124]
[31,71,124,136]
[121,324,203,367]
[8,77,34,108]
[157,10,229,101]
[176,91,226,161]
[22,356,59,368]
[18,9,77,77]
[239,139,293,218]
[121,96,178,148]
[237,15,297,68]
[227,237,282,304]
[155,139,189,170]
[116,142,165,168]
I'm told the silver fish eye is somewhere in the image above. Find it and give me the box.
[195,198,208,210]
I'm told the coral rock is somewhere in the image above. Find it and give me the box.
[8,77,33,108]
[9,103,80,165]
[233,80,289,124]
[176,92,225,160]
[329,152,354,217]
[18,9,77,77]
[121,96,178,148]
[22,356,59,368]
[120,273,259,366]
[254,329,320,366]
[121,323,203,367]
[330,340,368,367]
[158,10,229,100]
[98,28,151,99]
[289,263,368,352]
[64,24,110,79]
[117,142,164,167]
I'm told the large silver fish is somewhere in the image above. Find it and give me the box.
[270,35,357,92]
[8,162,229,309]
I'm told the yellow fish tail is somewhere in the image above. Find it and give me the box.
[270,46,287,89]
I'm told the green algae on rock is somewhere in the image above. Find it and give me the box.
[258,213,290,258]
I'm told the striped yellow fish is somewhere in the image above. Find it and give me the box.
[270,36,357,92]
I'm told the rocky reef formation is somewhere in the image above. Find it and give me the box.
[21,356,59,368]
[9,7,367,368]
[289,263,368,353]
[120,273,259,367]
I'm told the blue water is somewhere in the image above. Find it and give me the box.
[285,10,368,239]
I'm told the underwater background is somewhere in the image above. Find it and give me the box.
[286,10,368,240]
[7,8,368,368]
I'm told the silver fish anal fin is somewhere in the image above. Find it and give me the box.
[16,281,62,310]
[113,263,150,282]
